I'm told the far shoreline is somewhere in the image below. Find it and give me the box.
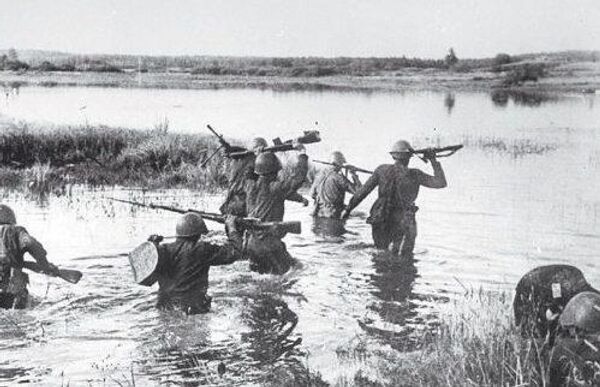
[1,63,599,95]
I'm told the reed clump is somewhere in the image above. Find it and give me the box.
[0,122,229,193]
[354,290,547,387]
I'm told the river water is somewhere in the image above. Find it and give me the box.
[0,86,599,386]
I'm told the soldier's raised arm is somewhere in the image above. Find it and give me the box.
[280,143,309,197]
[417,152,447,189]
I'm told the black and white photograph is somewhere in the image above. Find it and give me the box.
[1,1,599,385]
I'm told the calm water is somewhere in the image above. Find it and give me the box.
[0,86,599,386]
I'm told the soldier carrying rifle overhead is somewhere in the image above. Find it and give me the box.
[341,140,448,257]
[220,137,307,217]
[310,151,362,219]
[244,141,309,274]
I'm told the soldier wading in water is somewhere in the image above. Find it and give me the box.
[342,140,447,256]
[0,205,60,309]
[144,212,243,314]
[244,142,308,274]
[220,137,308,217]
[310,151,361,219]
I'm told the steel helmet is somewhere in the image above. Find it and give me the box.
[390,140,414,154]
[175,212,208,237]
[0,204,16,225]
[254,152,282,175]
[330,151,346,166]
[250,137,268,150]
[559,291,600,333]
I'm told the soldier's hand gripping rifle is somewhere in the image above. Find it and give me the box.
[109,198,302,235]
[412,144,463,163]
[200,124,244,168]
[311,160,373,175]
[226,130,321,159]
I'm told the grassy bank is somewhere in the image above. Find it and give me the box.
[0,122,230,197]
[351,290,547,387]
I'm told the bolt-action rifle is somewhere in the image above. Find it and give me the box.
[312,160,374,175]
[412,144,463,162]
[227,130,321,159]
[109,198,302,235]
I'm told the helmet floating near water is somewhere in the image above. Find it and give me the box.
[390,140,414,155]
[0,204,16,225]
[559,291,600,334]
[250,137,268,151]
[176,212,208,237]
[330,151,346,166]
[254,152,282,175]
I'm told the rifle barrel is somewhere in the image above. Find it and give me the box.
[312,160,373,174]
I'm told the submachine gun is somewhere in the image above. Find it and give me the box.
[201,124,321,167]
[108,197,302,235]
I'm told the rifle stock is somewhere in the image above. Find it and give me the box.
[22,261,82,284]
[412,144,463,157]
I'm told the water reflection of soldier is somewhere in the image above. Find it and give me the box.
[220,137,308,217]
[241,295,302,365]
[342,140,447,256]
[144,212,243,314]
[310,151,361,219]
[0,205,59,309]
[244,144,308,274]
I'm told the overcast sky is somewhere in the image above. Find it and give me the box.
[1,0,599,58]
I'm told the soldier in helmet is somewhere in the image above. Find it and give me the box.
[548,292,600,386]
[220,137,308,217]
[144,212,243,314]
[341,140,447,256]
[0,204,59,309]
[244,143,308,274]
[310,151,362,219]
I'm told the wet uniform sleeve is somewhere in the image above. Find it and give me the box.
[309,171,323,199]
[205,226,244,266]
[279,154,309,197]
[415,160,447,189]
[16,227,49,267]
[337,173,359,195]
[286,191,306,203]
[345,167,380,212]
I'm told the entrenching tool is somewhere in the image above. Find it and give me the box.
[21,261,83,284]
[108,197,302,235]
[128,241,159,285]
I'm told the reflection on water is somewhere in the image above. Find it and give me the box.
[490,89,560,107]
[444,92,455,115]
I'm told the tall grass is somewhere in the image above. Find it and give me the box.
[354,290,548,387]
[0,122,229,193]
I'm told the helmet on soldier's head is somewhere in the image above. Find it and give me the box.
[250,137,268,151]
[254,152,282,175]
[0,204,16,225]
[559,291,600,334]
[390,140,414,155]
[176,212,208,237]
[330,151,346,166]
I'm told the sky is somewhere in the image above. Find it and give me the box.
[1,0,599,58]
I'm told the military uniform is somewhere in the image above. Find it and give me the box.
[144,215,243,314]
[0,224,52,309]
[345,158,446,255]
[310,167,360,218]
[244,153,308,274]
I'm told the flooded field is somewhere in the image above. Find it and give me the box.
[0,86,599,386]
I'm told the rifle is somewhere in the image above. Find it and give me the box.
[200,125,244,168]
[109,197,302,235]
[412,144,463,162]
[227,130,321,159]
[312,160,373,175]
[21,261,83,284]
